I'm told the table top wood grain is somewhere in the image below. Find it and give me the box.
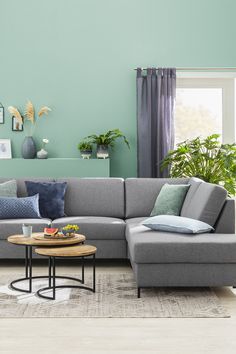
[7,233,86,246]
[35,244,97,257]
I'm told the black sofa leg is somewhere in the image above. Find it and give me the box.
[137,287,141,298]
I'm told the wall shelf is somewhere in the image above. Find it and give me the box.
[0,158,110,178]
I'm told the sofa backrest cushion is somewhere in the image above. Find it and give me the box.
[125,178,190,218]
[214,198,235,233]
[180,177,203,216]
[180,181,227,226]
[0,178,54,198]
[57,178,125,218]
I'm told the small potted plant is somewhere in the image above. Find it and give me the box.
[61,224,79,237]
[78,141,93,159]
[85,129,130,159]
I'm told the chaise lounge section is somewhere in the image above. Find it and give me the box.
[125,178,236,296]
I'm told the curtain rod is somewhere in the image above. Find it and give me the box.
[134,67,236,71]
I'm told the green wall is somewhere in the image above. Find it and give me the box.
[0,0,236,177]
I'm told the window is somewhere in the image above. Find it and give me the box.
[175,78,235,145]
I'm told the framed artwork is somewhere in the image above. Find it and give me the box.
[12,116,23,131]
[0,104,4,124]
[0,139,12,159]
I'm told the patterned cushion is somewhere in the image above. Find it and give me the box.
[25,181,67,220]
[0,195,41,219]
[0,180,17,197]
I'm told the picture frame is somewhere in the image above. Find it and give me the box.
[0,104,4,124]
[0,139,12,159]
[12,116,23,131]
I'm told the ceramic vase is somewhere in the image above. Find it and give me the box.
[21,136,36,159]
[37,148,48,159]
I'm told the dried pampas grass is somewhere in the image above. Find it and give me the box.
[38,106,51,117]
[25,101,35,123]
[7,106,23,124]
[8,101,51,131]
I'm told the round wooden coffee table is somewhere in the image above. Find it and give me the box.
[7,233,86,293]
[35,245,97,300]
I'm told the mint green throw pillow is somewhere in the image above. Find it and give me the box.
[150,184,190,216]
[0,180,17,197]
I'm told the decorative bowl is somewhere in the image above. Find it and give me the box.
[61,229,75,237]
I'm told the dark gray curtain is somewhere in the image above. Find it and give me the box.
[137,67,176,177]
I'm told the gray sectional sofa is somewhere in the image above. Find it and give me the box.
[0,177,235,295]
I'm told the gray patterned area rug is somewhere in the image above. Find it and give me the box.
[0,273,229,318]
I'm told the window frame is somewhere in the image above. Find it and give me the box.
[176,77,236,144]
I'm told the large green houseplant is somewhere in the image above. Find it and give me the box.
[86,129,130,159]
[161,134,236,196]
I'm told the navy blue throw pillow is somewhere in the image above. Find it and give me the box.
[25,181,67,220]
[0,194,41,219]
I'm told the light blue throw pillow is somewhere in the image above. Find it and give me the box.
[0,194,41,219]
[150,184,190,216]
[143,215,214,234]
[0,180,17,197]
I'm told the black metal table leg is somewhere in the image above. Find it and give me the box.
[10,246,85,294]
[37,253,96,300]
[10,245,33,293]
[93,254,96,293]
[82,256,84,284]
[25,246,29,278]
[52,257,56,300]
[48,257,52,287]
[29,246,32,293]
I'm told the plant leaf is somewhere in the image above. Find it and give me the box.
[25,101,35,123]
[38,106,51,117]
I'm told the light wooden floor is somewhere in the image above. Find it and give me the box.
[1,261,236,354]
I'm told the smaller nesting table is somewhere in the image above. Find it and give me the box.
[35,244,97,300]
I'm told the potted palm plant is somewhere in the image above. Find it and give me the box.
[78,141,93,159]
[86,129,130,159]
[161,134,236,196]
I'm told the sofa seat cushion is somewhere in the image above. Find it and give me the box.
[126,218,236,264]
[52,216,126,240]
[0,218,51,240]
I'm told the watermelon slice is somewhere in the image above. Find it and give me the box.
[44,228,59,236]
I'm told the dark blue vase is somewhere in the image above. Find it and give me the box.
[22,136,36,159]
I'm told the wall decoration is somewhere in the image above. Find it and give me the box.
[12,116,23,131]
[0,103,4,124]
[8,102,52,159]
[0,139,12,159]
